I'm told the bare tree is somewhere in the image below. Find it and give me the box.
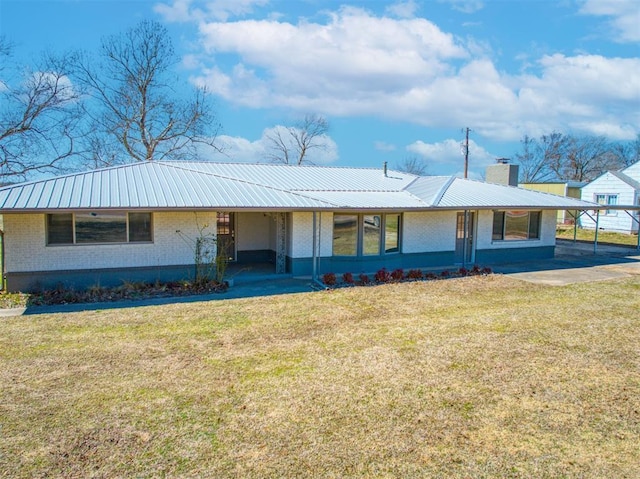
[516,132,569,183]
[266,114,329,165]
[0,39,83,182]
[396,156,428,175]
[515,132,628,183]
[74,20,220,165]
[559,135,620,182]
[608,134,640,168]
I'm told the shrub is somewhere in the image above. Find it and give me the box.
[471,264,482,275]
[374,268,391,283]
[358,273,371,285]
[390,268,404,281]
[482,267,493,275]
[425,272,438,280]
[342,272,355,284]
[440,270,450,278]
[406,269,424,280]
[322,272,337,286]
[458,267,469,276]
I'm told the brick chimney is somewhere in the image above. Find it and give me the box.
[486,158,519,186]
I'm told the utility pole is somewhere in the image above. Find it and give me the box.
[463,127,471,179]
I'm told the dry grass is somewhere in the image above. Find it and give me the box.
[1,275,639,478]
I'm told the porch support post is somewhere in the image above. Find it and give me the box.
[276,212,286,274]
[463,210,469,268]
[594,209,600,254]
[312,211,318,281]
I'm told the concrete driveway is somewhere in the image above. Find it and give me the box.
[493,240,640,286]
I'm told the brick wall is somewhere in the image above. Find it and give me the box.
[402,211,457,253]
[3,211,217,273]
[289,212,332,258]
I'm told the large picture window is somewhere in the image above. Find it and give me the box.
[492,211,541,241]
[46,212,152,245]
[333,213,401,256]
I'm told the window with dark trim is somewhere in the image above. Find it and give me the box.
[333,213,401,256]
[492,210,541,241]
[46,212,152,245]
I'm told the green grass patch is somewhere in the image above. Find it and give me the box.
[1,275,639,478]
[557,225,639,246]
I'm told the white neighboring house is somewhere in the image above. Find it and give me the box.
[580,161,640,234]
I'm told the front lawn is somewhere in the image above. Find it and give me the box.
[1,275,639,478]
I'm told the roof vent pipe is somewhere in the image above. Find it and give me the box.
[383,161,388,177]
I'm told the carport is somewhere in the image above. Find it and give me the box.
[565,205,640,253]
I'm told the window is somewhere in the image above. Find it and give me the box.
[595,194,618,215]
[333,213,401,256]
[385,214,400,253]
[363,215,381,255]
[46,212,152,245]
[333,214,358,256]
[46,213,74,244]
[492,211,541,241]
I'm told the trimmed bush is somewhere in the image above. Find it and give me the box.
[322,272,337,286]
[342,272,355,284]
[390,268,404,281]
[406,269,424,280]
[374,268,391,283]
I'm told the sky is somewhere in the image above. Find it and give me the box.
[1,0,639,178]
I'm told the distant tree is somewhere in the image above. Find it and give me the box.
[73,20,221,166]
[266,114,329,165]
[0,37,83,181]
[608,134,640,168]
[516,132,568,183]
[396,156,428,175]
[559,135,619,182]
[516,132,628,183]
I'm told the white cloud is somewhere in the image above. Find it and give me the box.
[374,141,397,152]
[183,4,638,144]
[579,0,640,42]
[438,0,484,14]
[154,0,268,22]
[385,0,420,19]
[201,128,339,164]
[407,138,495,172]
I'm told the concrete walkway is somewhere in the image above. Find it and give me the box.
[3,239,639,316]
[494,240,640,286]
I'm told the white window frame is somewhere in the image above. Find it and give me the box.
[594,194,618,216]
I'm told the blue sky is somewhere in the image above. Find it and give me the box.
[1,0,639,178]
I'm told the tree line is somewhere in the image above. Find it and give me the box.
[515,132,640,183]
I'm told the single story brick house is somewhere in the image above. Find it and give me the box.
[0,161,598,292]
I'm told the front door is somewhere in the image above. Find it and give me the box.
[455,211,475,265]
[216,212,236,261]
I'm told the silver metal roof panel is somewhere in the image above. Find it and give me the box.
[0,161,600,212]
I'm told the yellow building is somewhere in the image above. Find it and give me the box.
[520,182,585,224]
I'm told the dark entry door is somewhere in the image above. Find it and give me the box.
[455,211,475,264]
[216,212,236,261]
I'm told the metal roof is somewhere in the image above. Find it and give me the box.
[609,171,640,191]
[0,161,600,212]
